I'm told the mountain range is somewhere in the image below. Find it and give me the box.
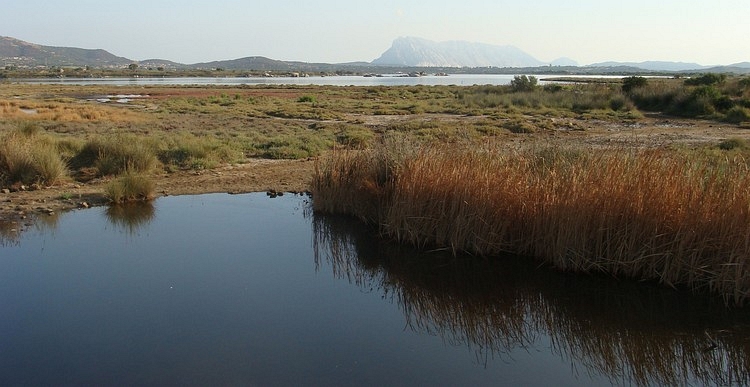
[1,35,749,74]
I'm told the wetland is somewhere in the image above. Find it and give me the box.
[2,76,750,384]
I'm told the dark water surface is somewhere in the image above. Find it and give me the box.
[1,193,748,386]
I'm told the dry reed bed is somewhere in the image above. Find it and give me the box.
[312,141,750,304]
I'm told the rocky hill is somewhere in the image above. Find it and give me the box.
[0,36,132,67]
[372,37,544,68]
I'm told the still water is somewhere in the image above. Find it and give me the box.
[0,193,748,386]
[10,74,625,87]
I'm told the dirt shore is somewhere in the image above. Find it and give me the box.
[0,158,315,224]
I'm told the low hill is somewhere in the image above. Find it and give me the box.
[0,36,132,67]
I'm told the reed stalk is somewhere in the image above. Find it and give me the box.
[312,141,750,304]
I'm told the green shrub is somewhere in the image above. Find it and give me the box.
[724,106,750,124]
[503,120,535,133]
[157,134,240,170]
[718,137,748,150]
[685,73,726,86]
[297,95,316,103]
[621,76,648,93]
[336,126,375,149]
[259,135,330,159]
[510,75,538,92]
[608,96,632,111]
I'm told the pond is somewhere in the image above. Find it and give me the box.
[1,193,748,386]
[9,74,628,87]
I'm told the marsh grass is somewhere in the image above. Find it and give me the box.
[313,141,750,304]
[0,128,68,186]
[105,169,156,203]
[157,133,242,170]
[75,136,159,176]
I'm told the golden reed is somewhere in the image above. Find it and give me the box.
[312,141,750,304]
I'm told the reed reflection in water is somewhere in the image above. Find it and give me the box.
[312,213,750,386]
[104,202,156,235]
[0,202,155,246]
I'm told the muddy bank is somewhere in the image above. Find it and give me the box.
[0,158,315,224]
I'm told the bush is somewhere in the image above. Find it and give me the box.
[336,126,375,149]
[621,76,648,93]
[157,134,241,170]
[718,137,748,150]
[685,73,726,86]
[510,75,538,92]
[724,106,750,124]
[297,95,316,103]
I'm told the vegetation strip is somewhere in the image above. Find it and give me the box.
[312,141,750,305]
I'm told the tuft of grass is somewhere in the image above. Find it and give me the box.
[75,136,159,176]
[0,128,68,186]
[105,170,156,203]
[313,141,750,305]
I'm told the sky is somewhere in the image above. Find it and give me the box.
[2,0,748,66]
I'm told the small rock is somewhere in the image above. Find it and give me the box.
[1,189,9,194]
[79,202,90,209]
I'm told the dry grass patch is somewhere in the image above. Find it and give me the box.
[0,99,142,122]
[0,129,68,187]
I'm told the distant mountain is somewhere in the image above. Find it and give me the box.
[550,57,579,67]
[372,37,544,68]
[2,35,747,75]
[191,56,295,71]
[587,61,709,72]
[0,36,132,67]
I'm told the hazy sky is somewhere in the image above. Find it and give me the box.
[2,0,747,66]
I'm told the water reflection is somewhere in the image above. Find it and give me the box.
[0,203,155,245]
[104,202,156,235]
[0,212,62,247]
[0,219,21,247]
[312,213,750,386]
